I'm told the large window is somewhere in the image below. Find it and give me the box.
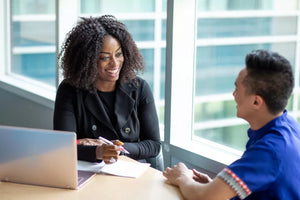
[11,0,56,86]
[193,0,299,153]
[166,0,300,169]
[1,0,300,173]
[3,0,167,139]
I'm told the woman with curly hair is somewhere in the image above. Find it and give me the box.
[53,15,162,168]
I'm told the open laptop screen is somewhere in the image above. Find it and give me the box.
[0,125,94,189]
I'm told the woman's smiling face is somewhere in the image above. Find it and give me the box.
[96,35,124,90]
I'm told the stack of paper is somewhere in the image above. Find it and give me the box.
[77,160,150,178]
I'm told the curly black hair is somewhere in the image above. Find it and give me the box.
[58,15,144,92]
[244,49,294,115]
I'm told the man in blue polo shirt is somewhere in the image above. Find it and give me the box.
[163,49,300,200]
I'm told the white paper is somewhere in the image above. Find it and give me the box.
[77,160,105,173]
[77,160,150,178]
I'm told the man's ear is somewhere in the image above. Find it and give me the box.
[253,95,264,108]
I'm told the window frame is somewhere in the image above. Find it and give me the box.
[163,0,300,175]
[0,0,56,108]
[2,0,300,176]
[162,0,233,175]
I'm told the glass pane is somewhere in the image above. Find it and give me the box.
[161,19,166,41]
[194,124,249,151]
[160,48,166,99]
[12,21,55,47]
[194,93,295,150]
[140,49,154,91]
[158,48,166,133]
[296,94,300,109]
[197,0,298,11]
[195,43,296,96]
[81,0,155,14]
[195,94,293,123]
[12,0,55,15]
[122,20,154,41]
[286,95,293,111]
[197,17,297,39]
[158,105,165,125]
[162,0,167,12]
[12,53,56,85]
[11,0,56,86]
[194,100,237,122]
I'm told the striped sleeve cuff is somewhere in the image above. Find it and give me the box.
[217,168,251,199]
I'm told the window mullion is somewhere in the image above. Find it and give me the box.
[0,0,10,76]
[56,0,78,86]
[292,2,300,113]
[169,0,196,146]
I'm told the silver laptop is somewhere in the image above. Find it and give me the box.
[0,125,95,189]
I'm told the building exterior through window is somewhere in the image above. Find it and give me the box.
[3,0,300,167]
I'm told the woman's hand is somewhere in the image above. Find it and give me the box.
[96,144,123,164]
[78,138,123,164]
[77,138,105,146]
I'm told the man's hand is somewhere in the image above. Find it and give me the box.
[163,162,193,186]
[192,169,212,183]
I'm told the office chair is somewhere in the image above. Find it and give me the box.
[146,149,164,171]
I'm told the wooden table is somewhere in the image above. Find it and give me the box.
[0,156,184,200]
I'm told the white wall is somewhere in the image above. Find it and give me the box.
[0,87,54,130]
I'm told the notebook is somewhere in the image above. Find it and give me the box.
[0,125,95,189]
[77,159,150,178]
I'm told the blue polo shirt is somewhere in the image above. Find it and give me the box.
[217,110,300,200]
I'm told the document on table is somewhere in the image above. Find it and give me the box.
[77,159,150,178]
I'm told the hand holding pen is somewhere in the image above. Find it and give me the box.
[77,137,129,164]
[98,136,130,154]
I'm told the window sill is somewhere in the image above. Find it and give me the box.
[168,138,243,174]
[188,138,242,165]
[0,74,56,109]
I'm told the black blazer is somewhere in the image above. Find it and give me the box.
[53,77,161,162]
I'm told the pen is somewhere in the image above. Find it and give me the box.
[98,136,130,154]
